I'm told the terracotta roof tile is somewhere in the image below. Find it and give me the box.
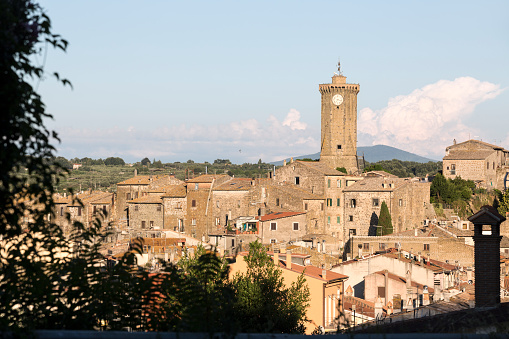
[161,184,187,198]
[259,211,305,221]
[117,175,164,185]
[295,160,346,176]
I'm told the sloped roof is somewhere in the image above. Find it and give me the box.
[117,175,163,185]
[278,260,348,282]
[363,171,399,179]
[260,211,305,221]
[186,174,229,183]
[447,139,508,152]
[128,195,163,204]
[443,150,495,160]
[295,160,346,176]
[214,178,253,191]
[161,184,187,198]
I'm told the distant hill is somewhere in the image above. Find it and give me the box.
[271,145,437,166]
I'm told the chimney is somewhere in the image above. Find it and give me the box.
[290,157,294,163]
[322,269,327,280]
[468,205,505,308]
[414,228,418,237]
[273,251,278,266]
[134,168,137,177]
[283,159,287,166]
[286,249,292,270]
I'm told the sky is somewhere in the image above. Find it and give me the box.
[37,0,509,164]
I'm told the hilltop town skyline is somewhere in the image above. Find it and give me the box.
[38,1,508,163]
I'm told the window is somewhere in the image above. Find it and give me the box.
[363,243,369,250]
[270,222,277,231]
[216,201,219,208]
[350,199,357,208]
[176,202,182,209]
[424,244,430,251]
[328,179,331,188]
[399,199,403,207]
[379,243,386,250]
[378,286,386,298]
[304,203,308,210]
[142,221,146,229]
[150,221,154,228]
[321,203,324,211]
[337,216,341,224]
[77,207,82,216]
[337,144,342,149]
[337,179,341,188]
[195,183,199,190]
[295,176,300,185]
[293,222,299,231]
[337,198,340,207]
[231,239,235,247]
[276,198,279,206]
[487,162,490,169]
[135,192,138,199]
[327,198,332,206]
[372,198,379,207]
[126,193,131,200]
[215,217,220,225]
[192,200,196,207]
[135,205,138,211]
[270,239,277,244]
[327,216,331,224]
[349,215,354,222]
[103,205,107,213]
[349,229,356,235]
[157,205,161,212]
[60,207,64,216]
[191,218,196,226]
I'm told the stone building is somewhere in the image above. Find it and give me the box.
[53,191,114,235]
[273,160,362,244]
[342,177,431,239]
[127,195,164,230]
[443,139,509,190]
[258,211,307,244]
[116,174,182,225]
[161,184,187,232]
[211,178,253,228]
[319,62,361,174]
[185,174,231,240]
[348,225,474,267]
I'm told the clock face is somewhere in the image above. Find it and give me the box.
[332,94,343,106]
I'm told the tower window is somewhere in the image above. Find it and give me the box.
[295,176,300,185]
[337,145,342,149]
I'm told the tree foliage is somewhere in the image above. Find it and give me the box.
[378,201,393,235]
[104,156,125,166]
[231,241,310,333]
[430,173,475,204]
[336,167,347,174]
[495,189,509,216]
[364,160,442,178]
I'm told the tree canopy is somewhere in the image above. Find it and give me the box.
[378,201,393,235]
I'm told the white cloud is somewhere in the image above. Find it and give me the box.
[282,109,308,130]
[55,109,318,163]
[358,77,503,158]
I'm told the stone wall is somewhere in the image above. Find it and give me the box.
[162,196,186,231]
[259,213,307,245]
[128,202,163,230]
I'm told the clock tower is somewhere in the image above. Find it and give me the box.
[319,62,360,173]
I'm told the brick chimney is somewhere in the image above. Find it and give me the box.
[468,205,506,308]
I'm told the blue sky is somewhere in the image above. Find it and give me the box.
[38,0,509,163]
